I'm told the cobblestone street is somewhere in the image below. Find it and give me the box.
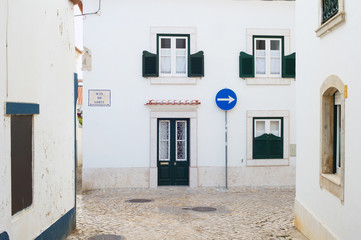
[67,187,307,240]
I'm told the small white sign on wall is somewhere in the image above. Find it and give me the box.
[88,90,111,107]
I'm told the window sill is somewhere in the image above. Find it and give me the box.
[321,173,341,186]
[316,11,345,37]
[247,159,289,167]
[246,78,292,85]
[320,173,344,202]
[150,77,199,85]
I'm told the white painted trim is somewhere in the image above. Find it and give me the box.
[246,78,291,85]
[150,26,197,54]
[149,106,198,188]
[247,159,289,167]
[246,28,291,55]
[150,77,198,85]
[246,110,290,166]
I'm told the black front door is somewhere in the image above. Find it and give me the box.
[158,118,189,186]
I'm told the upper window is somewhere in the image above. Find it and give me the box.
[254,37,282,78]
[316,0,345,37]
[159,35,188,77]
[322,0,339,23]
[239,30,295,82]
[142,28,204,81]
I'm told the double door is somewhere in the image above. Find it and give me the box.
[158,119,189,186]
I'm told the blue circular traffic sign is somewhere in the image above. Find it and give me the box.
[215,88,237,111]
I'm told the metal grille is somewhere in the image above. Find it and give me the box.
[322,0,339,23]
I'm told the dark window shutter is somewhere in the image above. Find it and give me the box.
[268,134,283,159]
[253,134,269,159]
[188,51,204,77]
[142,51,158,77]
[239,52,254,78]
[282,52,296,78]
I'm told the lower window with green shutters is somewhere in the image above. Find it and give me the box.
[253,117,283,159]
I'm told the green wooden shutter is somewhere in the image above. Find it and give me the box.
[282,52,296,78]
[239,52,254,78]
[142,51,158,77]
[188,51,204,77]
[253,134,269,159]
[268,134,283,159]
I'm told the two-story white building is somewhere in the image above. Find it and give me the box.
[295,0,361,239]
[81,0,296,189]
[0,1,78,239]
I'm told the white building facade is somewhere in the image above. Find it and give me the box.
[0,0,77,239]
[295,0,361,239]
[82,0,296,189]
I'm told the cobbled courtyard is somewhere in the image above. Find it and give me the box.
[67,187,307,240]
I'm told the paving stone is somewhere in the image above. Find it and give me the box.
[67,187,308,240]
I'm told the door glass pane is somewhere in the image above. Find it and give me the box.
[176,121,187,161]
[159,141,169,160]
[176,121,186,140]
[255,121,266,137]
[159,121,169,140]
[270,121,280,137]
[161,38,171,48]
[177,141,186,160]
[159,121,170,160]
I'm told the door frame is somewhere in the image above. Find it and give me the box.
[149,107,198,188]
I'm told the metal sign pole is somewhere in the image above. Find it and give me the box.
[225,110,228,189]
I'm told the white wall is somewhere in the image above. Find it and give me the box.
[296,0,361,239]
[0,0,76,239]
[83,0,296,188]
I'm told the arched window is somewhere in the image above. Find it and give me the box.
[320,75,345,202]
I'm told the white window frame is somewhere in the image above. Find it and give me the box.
[247,110,290,166]
[246,29,292,85]
[158,120,170,161]
[150,27,199,85]
[254,119,281,138]
[159,36,188,77]
[254,37,282,78]
[176,120,187,161]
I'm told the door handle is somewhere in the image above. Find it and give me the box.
[174,162,177,166]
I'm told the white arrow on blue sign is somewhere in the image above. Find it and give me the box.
[215,88,237,111]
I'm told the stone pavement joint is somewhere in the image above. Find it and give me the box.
[67,187,308,240]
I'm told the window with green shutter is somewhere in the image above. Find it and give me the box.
[253,117,283,159]
[143,34,204,78]
[239,36,296,79]
[143,51,158,77]
[322,0,339,23]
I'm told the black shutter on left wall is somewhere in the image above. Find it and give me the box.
[239,52,254,78]
[282,52,296,78]
[188,51,204,77]
[142,51,158,77]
